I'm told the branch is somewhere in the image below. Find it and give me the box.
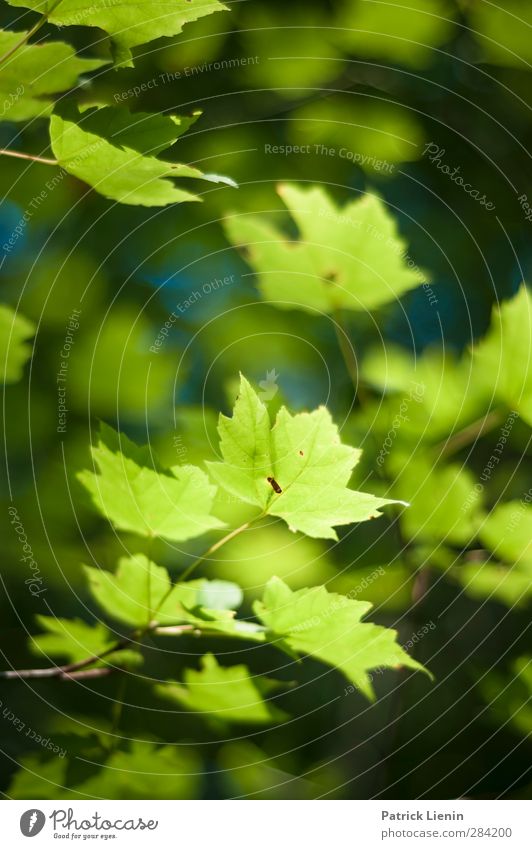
[178,519,254,583]
[0,636,133,680]
[0,621,223,681]
[0,149,58,166]
[0,520,260,682]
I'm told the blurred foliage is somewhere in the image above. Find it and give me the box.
[1,0,531,802]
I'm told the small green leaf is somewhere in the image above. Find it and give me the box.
[337,0,454,69]
[78,423,225,542]
[361,344,493,441]
[207,375,402,540]
[450,561,532,608]
[9,741,200,800]
[388,451,482,545]
[0,304,35,383]
[196,580,243,611]
[449,501,532,608]
[471,285,532,426]
[50,105,227,206]
[6,0,228,68]
[0,30,106,122]
[254,578,427,699]
[480,501,532,567]
[225,183,424,313]
[84,555,243,627]
[30,616,141,667]
[155,653,287,724]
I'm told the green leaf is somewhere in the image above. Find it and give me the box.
[0,30,106,122]
[291,98,424,169]
[471,285,532,426]
[254,577,427,699]
[450,560,532,608]
[337,0,455,69]
[9,741,200,799]
[78,423,225,542]
[196,579,243,611]
[481,657,532,737]
[449,501,532,608]
[6,0,228,68]
[361,344,493,441]
[207,374,403,540]
[0,304,35,383]
[50,104,232,206]
[84,554,243,627]
[388,451,482,545]
[480,501,532,566]
[224,183,424,313]
[30,616,141,667]
[155,653,287,724]
[469,1,532,68]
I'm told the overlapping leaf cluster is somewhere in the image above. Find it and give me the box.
[0,0,231,205]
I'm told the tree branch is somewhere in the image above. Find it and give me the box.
[0,149,58,166]
[0,518,261,682]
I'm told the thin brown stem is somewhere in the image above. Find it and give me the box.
[0,149,57,166]
[177,519,254,583]
[1,518,261,682]
[0,636,134,680]
[0,0,66,69]
[61,667,113,681]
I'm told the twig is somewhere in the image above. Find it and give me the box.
[0,149,57,166]
[0,0,66,69]
[178,519,254,582]
[0,636,133,680]
[1,519,261,682]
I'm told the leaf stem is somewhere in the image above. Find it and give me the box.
[332,307,368,404]
[0,516,261,682]
[177,519,254,583]
[0,149,58,165]
[0,0,66,69]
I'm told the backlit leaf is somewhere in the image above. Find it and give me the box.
[6,0,228,68]
[0,304,35,383]
[207,374,403,540]
[155,653,287,724]
[78,423,225,542]
[0,30,106,122]
[50,104,232,206]
[254,577,427,699]
[225,183,424,313]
